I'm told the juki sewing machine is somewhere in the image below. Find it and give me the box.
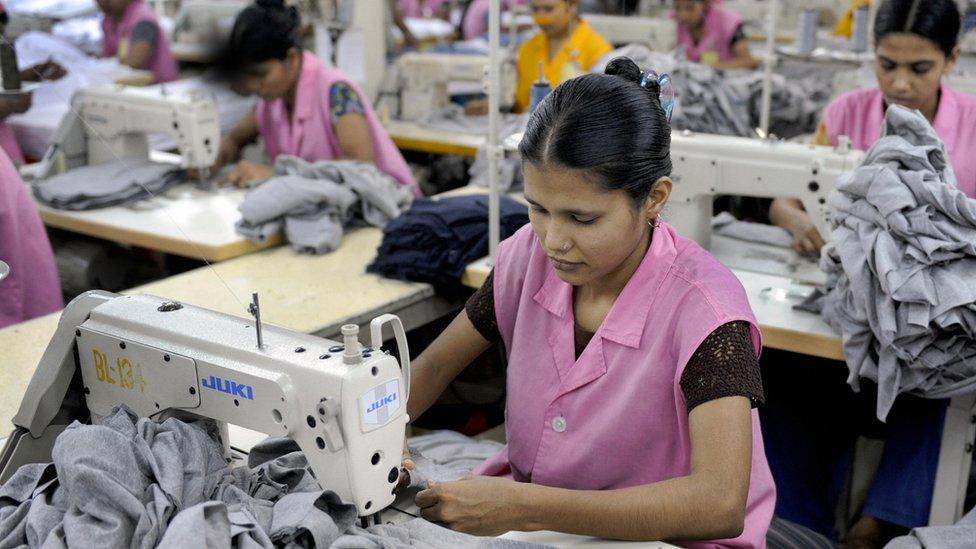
[0,292,411,517]
[392,52,517,121]
[34,84,221,181]
[667,131,865,249]
[582,14,676,50]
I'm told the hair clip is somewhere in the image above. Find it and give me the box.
[640,69,675,123]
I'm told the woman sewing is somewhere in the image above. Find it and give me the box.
[214,0,417,193]
[0,2,67,165]
[765,1,976,546]
[673,0,759,70]
[96,0,178,83]
[0,146,62,328]
[404,57,776,546]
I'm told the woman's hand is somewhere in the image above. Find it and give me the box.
[415,476,524,536]
[396,441,415,491]
[788,219,825,257]
[225,160,274,187]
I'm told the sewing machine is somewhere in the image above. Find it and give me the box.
[392,52,517,121]
[170,0,248,62]
[582,13,676,50]
[0,292,411,517]
[35,84,220,180]
[667,131,865,249]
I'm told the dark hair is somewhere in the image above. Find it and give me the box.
[228,0,302,65]
[874,0,961,57]
[518,57,672,207]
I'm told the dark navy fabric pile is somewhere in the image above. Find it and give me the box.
[367,195,528,293]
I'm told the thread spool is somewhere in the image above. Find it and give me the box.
[529,61,551,112]
[851,6,869,52]
[796,9,818,55]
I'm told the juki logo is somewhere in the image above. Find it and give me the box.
[201,375,255,400]
[366,393,397,413]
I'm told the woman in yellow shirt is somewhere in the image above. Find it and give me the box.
[513,0,612,112]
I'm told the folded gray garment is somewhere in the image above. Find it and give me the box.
[592,46,833,139]
[712,211,794,248]
[236,157,413,254]
[0,407,543,549]
[819,105,976,421]
[885,506,976,549]
[33,158,185,210]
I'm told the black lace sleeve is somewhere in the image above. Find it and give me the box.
[680,321,765,413]
[464,269,501,343]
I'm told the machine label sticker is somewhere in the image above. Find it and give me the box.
[92,348,147,393]
[361,380,401,427]
[201,375,255,400]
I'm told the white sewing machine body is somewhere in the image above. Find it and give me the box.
[582,13,676,50]
[37,84,220,179]
[667,131,865,249]
[394,52,516,120]
[0,292,410,517]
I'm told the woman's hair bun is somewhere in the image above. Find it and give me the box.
[604,56,661,98]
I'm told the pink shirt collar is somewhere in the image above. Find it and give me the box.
[531,223,680,349]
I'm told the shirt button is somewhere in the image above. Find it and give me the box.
[551,416,567,433]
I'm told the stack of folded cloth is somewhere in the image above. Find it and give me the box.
[367,195,528,293]
[33,158,184,210]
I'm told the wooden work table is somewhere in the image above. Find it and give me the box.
[384,119,485,157]
[35,183,280,262]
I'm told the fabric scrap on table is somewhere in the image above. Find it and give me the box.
[819,104,976,421]
[885,506,976,549]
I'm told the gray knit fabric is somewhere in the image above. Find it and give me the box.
[235,156,414,254]
[819,105,976,421]
[0,407,544,548]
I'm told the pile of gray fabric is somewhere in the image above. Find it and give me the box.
[0,407,542,548]
[885,506,976,548]
[32,159,184,210]
[592,46,834,139]
[819,105,976,421]
[235,156,414,254]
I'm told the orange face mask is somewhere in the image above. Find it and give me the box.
[533,14,556,26]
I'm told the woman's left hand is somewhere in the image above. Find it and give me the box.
[415,476,525,536]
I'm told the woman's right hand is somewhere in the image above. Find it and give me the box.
[215,136,241,172]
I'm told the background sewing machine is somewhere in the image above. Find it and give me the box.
[169,0,248,63]
[667,131,865,250]
[582,13,676,50]
[0,292,411,518]
[29,83,221,181]
[389,52,517,121]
